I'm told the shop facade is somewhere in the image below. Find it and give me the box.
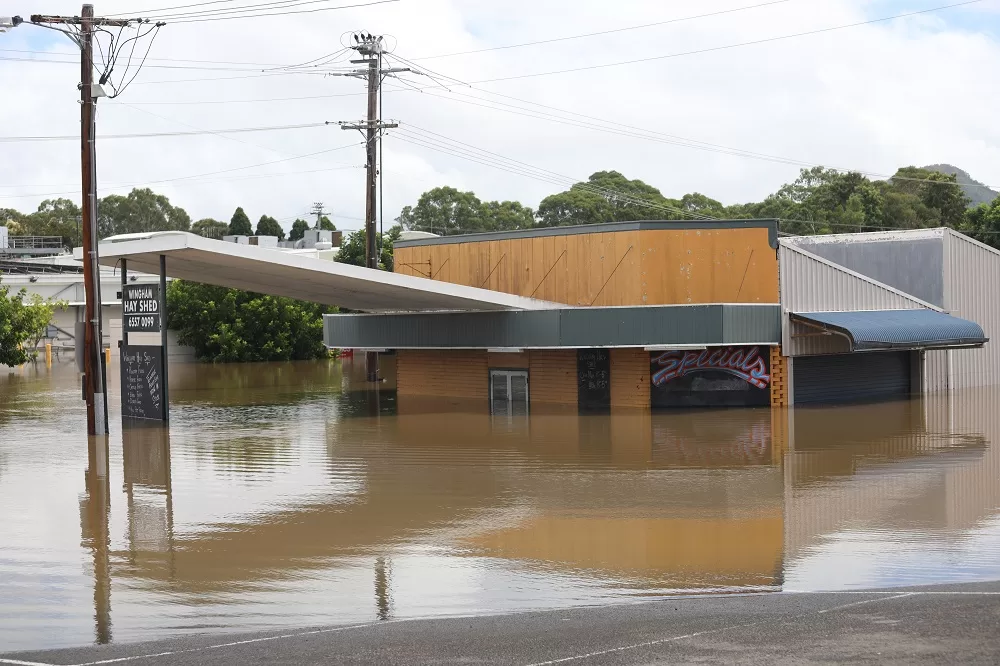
[324,221,991,411]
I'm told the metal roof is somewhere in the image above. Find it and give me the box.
[790,309,988,352]
[393,219,780,249]
[93,231,557,312]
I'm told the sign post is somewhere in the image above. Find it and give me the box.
[119,257,169,423]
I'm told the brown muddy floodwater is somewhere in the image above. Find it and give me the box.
[1,358,999,651]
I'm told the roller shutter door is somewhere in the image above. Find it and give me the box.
[794,352,911,405]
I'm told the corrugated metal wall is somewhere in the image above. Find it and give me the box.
[784,230,946,307]
[778,242,936,356]
[793,352,911,404]
[943,230,1000,389]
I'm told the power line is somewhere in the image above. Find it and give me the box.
[0,46,336,68]
[151,0,400,24]
[0,54,358,73]
[0,121,333,143]
[108,0,239,16]
[392,126,718,221]
[382,74,1000,192]
[380,48,1000,192]
[466,0,985,84]
[139,0,367,20]
[410,0,796,60]
[0,142,361,200]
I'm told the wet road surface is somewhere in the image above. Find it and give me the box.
[5,581,1000,665]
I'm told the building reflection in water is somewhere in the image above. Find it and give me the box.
[58,380,1000,646]
[79,435,112,644]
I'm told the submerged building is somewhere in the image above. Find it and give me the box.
[324,220,995,411]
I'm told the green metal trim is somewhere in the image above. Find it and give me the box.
[324,304,781,350]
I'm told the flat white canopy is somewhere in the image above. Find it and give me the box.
[95,231,556,312]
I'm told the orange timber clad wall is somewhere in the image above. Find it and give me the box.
[610,348,650,408]
[398,350,579,407]
[393,227,778,305]
[769,347,788,408]
[529,350,578,406]
[396,350,488,403]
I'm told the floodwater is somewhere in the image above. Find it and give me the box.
[1,359,1000,652]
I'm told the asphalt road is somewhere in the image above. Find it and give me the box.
[4,581,1000,666]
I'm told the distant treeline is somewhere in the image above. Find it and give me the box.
[394,166,1000,250]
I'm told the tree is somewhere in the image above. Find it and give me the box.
[318,215,336,231]
[537,171,681,227]
[478,200,535,231]
[166,280,331,362]
[97,188,191,238]
[0,277,63,366]
[191,218,229,239]
[672,192,728,219]
[963,197,1000,251]
[17,199,82,248]
[229,207,253,236]
[397,186,486,235]
[891,167,969,228]
[289,219,310,242]
[335,225,400,270]
[255,215,285,240]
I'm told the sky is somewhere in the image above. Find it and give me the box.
[0,0,998,233]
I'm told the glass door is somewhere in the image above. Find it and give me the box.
[490,370,528,416]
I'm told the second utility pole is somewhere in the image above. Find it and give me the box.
[339,34,403,383]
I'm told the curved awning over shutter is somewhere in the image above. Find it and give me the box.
[789,309,988,352]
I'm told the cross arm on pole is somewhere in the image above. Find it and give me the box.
[31,14,132,27]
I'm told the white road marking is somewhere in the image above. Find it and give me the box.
[75,622,381,665]
[5,588,999,666]
[522,589,933,664]
[523,621,766,666]
[817,593,914,614]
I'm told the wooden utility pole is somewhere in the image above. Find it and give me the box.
[339,34,404,382]
[32,5,130,435]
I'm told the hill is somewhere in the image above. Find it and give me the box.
[923,164,998,207]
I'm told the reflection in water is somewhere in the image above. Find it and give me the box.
[1,360,999,651]
[80,436,112,644]
[375,556,392,621]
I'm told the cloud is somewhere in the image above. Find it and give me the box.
[1,0,998,232]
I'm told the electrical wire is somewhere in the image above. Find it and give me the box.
[410,0,797,60]
[0,47,334,68]
[109,0,239,16]
[467,0,986,84]
[139,0,367,20]
[153,0,400,24]
[0,142,362,200]
[0,54,358,74]
[392,126,719,221]
[0,121,333,143]
[379,52,1000,192]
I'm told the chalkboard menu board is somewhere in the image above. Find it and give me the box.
[577,348,611,413]
[121,345,166,421]
[123,284,161,333]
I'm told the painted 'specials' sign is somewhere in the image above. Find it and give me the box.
[652,346,771,389]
